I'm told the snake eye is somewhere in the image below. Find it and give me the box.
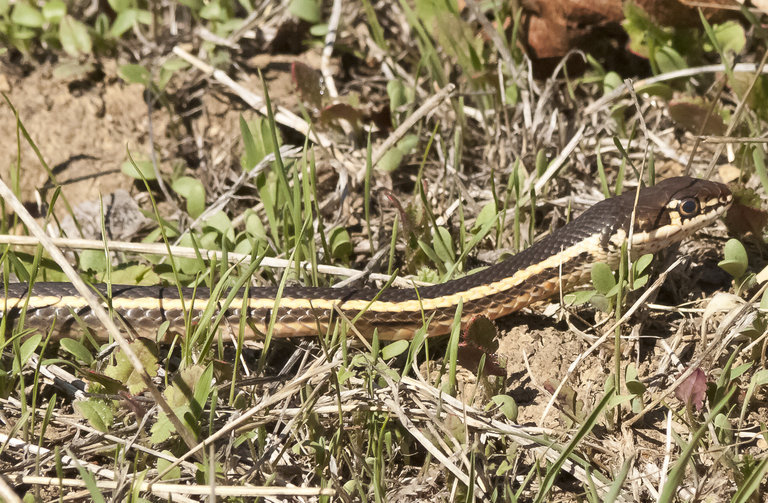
[679,197,699,217]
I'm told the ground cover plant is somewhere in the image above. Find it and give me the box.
[1,0,768,501]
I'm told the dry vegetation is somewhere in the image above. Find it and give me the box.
[1,0,768,501]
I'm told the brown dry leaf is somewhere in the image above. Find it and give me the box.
[675,367,707,412]
[668,97,727,135]
[458,315,504,376]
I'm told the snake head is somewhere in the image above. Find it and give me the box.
[629,176,732,253]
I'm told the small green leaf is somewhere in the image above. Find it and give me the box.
[157,451,182,481]
[631,274,648,290]
[398,134,419,152]
[633,254,653,276]
[590,293,611,313]
[591,262,616,295]
[760,289,768,312]
[376,134,418,173]
[564,290,596,306]
[79,249,106,273]
[203,211,232,236]
[309,23,328,36]
[387,79,406,112]
[751,369,768,387]
[118,63,150,85]
[199,1,223,20]
[74,399,114,432]
[11,2,44,28]
[42,0,66,22]
[730,362,753,381]
[59,15,92,56]
[603,71,622,92]
[107,0,130,13]
[17,334,42,372]
[654,46,686,74]
[121,159,157,180]
[625,364,646,395]
[381,340,409,360]
[172,176,206,218]
[288,0,320,23]
[431,226,455,265]
[104,340,158,394]
[60,338,94,365]
[713,21,745,54]
[244,210,267,240]
[377,148,405,173]
[491,395,518,421]
[329,226,352,260]
[473,202,497,233]
[161,57,189,72]
[718,238,748,278]
[504,83,518,105]
[109,9,137,38]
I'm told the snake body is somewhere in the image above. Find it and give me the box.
[2,177,732,341]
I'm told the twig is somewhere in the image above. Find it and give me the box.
[584,62,768,115]
[0,475,21,503]
[320,0,342,98]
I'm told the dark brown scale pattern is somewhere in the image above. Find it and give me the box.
[0,177,732,340]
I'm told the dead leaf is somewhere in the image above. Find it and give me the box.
[675,367,707,412]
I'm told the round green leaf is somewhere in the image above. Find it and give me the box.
[377,147,405,173]
[564,290,596,306]
[79,249,107,273]
[288,0,320,23]
[633,253,653,276]
[121,159,156,180]
[107,0,130,13]
[473,202,497,232]
[603,71,622,92]
[309,23,328,36]
[718,238,748,278]
[203,210,232,235]
[329,226,352,260]
[172,176,206,218]
[591,262,616,295]
[491,395,518,421]
[713,21,745,54]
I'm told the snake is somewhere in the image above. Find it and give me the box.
[1,176,732,341]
